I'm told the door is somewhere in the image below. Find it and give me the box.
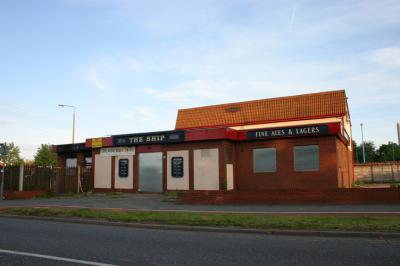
[94,155,112,189]
[139,152,163,192]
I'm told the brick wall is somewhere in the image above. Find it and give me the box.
[336,139,353,188]
[178,188,400,205]
[355,162,400,182]
[4,190,47,200]
[235,136,339,190]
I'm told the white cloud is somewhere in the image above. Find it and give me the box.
[369,47,400,69]
[0,119,13,128]
[120,106,175,132]
[88,68,106,91]
[62,0,400,148]
[84,53,145,93]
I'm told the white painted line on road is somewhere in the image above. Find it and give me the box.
[0,248,117,266]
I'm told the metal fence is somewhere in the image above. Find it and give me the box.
[3,165,93,193]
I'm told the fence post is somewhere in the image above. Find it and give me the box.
[18,164,24,191]
[370,164,374,182]
[49,167,53,192]
[77,166,81,193]
[391,163,395,182]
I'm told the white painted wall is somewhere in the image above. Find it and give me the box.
[94,155,112,189]
[194,148,219,190]
[226,164,234,190]
[167,150,189,190]
[114,155,134,189]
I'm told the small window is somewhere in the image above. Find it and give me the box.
[293,145,319,171]
[253,148,276,173]
[66,158,77,168]
[118,159,129,178]
[171,157,184,178]
[226,147,233,164]
[85,157,92,167]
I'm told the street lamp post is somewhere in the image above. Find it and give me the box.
[360,123,366,163]
[58,104,76,144]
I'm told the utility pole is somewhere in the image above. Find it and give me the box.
[361,123,366,163]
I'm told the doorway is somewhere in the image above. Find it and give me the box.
[139,152,163,192]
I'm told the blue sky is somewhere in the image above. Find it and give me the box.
[1,0,400,159]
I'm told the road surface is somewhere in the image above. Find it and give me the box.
[0,217,399,265]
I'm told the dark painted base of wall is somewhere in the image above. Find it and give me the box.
[93,188,140,193]
[177,188,400,205]
[4,190,47,200]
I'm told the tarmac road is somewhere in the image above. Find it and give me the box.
[0,217,399,266]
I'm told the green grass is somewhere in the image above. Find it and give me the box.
[1,207,400,232]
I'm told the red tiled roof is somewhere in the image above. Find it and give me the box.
[175,90,348,129]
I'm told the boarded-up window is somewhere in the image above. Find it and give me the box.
[293,145,319,171]
[253,148,276,173]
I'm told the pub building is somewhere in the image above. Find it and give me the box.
[54,90,353,192]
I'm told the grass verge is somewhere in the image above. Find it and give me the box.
[1,207,400,232]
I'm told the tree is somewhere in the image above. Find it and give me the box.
[353,140,377,163]
[353,140,400,163]
[363,141,377,162]
[0,142,23,166]
[34,144,57,167]
[353,140,361,163]
[375,142,400,162]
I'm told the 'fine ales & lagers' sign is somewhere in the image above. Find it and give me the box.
[247,125,329,139]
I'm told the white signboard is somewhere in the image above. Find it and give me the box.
[100,147,135,156]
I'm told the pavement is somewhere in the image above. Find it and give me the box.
[0,217,399,266]
[1,193,400,215]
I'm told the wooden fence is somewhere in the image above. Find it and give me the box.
[3,165,93,193]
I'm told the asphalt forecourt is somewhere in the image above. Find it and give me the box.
[1,207,400,238]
